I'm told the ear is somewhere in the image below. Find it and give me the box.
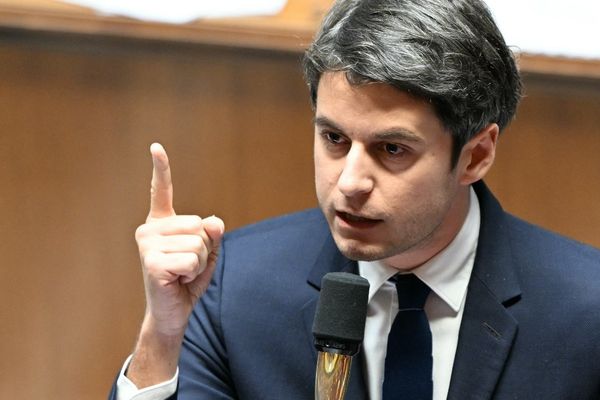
[456,123,499,186]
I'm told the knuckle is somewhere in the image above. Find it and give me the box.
[135,224,150,241]
[135,227,159,252]
[190,254,201,272]
[196,251,208,271]
[196,247,205,261]
[188,215,203,231]
[142,252,162,273]
[180,253,200,276]
[191,235,205,252]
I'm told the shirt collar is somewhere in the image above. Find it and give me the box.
[359,187,480,313]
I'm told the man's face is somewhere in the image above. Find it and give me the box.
[314,72,470,270]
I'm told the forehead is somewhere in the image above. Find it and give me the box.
[315,72,447,141]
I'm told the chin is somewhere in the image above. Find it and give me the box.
[334,238,389,262]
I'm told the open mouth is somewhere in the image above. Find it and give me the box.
[336,211,382,228]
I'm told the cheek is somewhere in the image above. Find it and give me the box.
[314,153,339,200]
[382,163,454,209]
[314,150,328,196]
[314,160,332,194]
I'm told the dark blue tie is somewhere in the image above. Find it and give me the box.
[382,274,433,400]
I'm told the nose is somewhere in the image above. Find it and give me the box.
[337,144,374,197]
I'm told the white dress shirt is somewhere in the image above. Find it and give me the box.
[117,188,480,400]
[116,355,178,400]
[359,188,480,400]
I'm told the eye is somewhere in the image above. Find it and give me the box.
[383,143,405,156]
[325,132,344,144]
[318,130,350,156]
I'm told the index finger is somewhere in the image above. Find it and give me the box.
[149,143,175,219]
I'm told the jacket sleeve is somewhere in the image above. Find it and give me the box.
[176,241,237,400]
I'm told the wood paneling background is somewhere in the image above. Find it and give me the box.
[0,16,599,400]
[487,74,600,245]
[0,34,316,399]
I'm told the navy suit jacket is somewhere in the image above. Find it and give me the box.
[111,182,600,399]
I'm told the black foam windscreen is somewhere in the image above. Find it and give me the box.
[312,272,370,346]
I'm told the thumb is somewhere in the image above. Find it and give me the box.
[203,215,225,249]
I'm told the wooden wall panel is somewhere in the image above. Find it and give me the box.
[486,75,600,248]
[0,34,315,399]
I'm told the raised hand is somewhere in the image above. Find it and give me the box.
[127,143,225,387]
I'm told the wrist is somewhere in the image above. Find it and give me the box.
[126,316,185,389]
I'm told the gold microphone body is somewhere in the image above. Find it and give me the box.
[315,350,353,400]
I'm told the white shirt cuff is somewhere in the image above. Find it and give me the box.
[116,354,178,400]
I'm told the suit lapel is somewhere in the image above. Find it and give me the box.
[447,182,521,400]
[447,277,519,400]
[302,231,369,400]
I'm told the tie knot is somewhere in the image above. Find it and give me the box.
[392,274,430,310]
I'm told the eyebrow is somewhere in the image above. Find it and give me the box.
[313,115,424,144]
[313,116,342,131]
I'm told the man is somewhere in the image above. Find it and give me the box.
[111,0,600,399]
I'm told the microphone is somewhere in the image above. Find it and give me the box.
[312,272,370,400]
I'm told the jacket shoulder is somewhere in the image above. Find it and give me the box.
[225,208,328,243]
[506,213,600,268]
